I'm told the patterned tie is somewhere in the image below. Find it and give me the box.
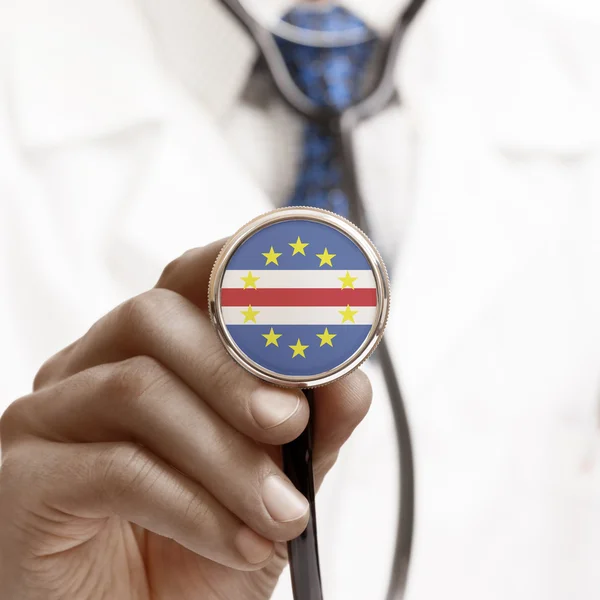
[276,6,375,218]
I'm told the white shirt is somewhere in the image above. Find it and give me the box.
[2,1,600,599]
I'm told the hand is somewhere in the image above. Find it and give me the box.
[0,241,372,600]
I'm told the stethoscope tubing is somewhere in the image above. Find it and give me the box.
[221,0,428,125]
[218,2,429,598]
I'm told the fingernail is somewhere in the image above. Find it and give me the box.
[251,389,301,430]
[235,527,274,564]
[262,475,309,523]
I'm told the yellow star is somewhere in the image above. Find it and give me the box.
[316,328,337,347]
[241,305,260,323]
[289,338,309,358]
[316,248,336,267]
[338,271,358,290]
[240,271,260,289]
[262,246,282,266]
[289,236,309,256]
[339,305,358,324]
[262,328,282,347]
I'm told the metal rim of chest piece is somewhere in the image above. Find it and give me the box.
[208,206,390,389]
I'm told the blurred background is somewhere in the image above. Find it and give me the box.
[2,0,600,598]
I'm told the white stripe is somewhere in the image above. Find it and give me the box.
[223,270,375,289]
[222,306,377,326]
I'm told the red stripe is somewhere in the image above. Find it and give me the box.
[221,288,377,307]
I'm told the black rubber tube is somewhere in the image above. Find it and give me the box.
[282,389,323,600]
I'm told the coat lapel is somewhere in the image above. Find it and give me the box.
[386,107,579,395]
[105,93,273,293]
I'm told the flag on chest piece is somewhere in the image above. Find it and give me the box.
[209,209,390,387]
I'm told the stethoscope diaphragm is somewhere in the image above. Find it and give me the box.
[208,207,390,389]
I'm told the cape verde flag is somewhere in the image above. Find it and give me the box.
[220,219,378,377]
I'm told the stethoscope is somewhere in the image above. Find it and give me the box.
[218,2,429,599]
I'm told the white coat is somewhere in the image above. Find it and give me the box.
[2,1,600,599]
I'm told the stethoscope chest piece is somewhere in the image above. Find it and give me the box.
[208,206,390,389]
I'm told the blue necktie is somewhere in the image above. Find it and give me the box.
[277,6,375,218]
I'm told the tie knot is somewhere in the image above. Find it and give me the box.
[276,6,376,110]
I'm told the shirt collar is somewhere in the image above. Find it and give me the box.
[8,0,408,149]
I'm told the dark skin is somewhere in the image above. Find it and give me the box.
[0,240,372,599]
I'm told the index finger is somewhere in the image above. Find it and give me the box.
[155,240,228,310]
